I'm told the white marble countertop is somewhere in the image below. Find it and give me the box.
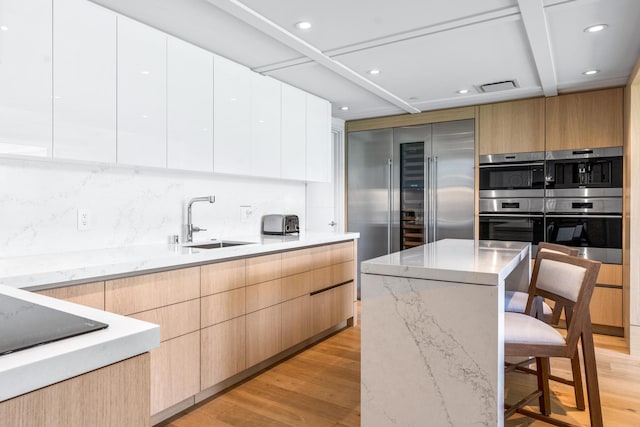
[0,284,160,402]
[0,232,359,290]
[361,239,530,286]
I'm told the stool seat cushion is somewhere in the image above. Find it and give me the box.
[505,291,552,315]
[504,312,566,346]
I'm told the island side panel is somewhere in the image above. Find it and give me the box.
[361,273,504,427]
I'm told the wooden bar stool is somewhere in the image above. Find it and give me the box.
[504,251,602,426]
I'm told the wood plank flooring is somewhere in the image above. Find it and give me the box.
[163,311,640,427]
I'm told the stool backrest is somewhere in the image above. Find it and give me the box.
[529,251,601,350]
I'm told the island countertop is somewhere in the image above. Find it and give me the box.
[0,232,359,290]
[0,285,160,402]
[361,238,530,286]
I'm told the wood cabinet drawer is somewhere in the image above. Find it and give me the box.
[246,253,281,285]
[246,304,282,367]
[597,263,622,286]
[201,259,245,296]
[246,278,281,313]
[201,288,245,327]
[150,331,200,415]
[331,260,354,285]
[105,267,200,315]
[329,241,354,264]
[281,270,314,301]
[201,316,246,388]
[36,281,105,310]
[311,281,354,336]
[281,245,330,276]
[130,299,200,342]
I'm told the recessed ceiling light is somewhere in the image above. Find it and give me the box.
[340,106,349,111]
[583,69,600,75]
[457,89,470,94]
[0,26,8,31]
[584,24,608,33]
[368,69,381,75]
[140,70,151,75]
[295,21,312,30]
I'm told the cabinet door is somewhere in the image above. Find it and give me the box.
[311,282,354,335]
[478,98,544,155]
[201,316,246,389]
[282,295,311,348]
[246,304,282,367]
[546,88,623,151]
[150,331,200,415]
[167,36,214,172]
[213,55,252,175]
[280,83,306,180]
[0,0,52,157]
[306,94,332,182]
[117,16,167,168]
[53,0,116,163]
[250,73,281,178]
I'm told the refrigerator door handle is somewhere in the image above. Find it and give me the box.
[433,156,438,241]
[426,156,433,242]
[387,158,393,254]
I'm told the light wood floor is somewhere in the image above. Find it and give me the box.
[163,319,640,426]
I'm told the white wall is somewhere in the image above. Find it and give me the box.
[0,157,306,257]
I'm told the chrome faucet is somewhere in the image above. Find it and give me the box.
[184,196,215,243]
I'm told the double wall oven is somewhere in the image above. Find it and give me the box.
[479,152,545,252]
[479,147,623,263]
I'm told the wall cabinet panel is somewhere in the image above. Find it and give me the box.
[250,74,281,178]
[546,88,623,151]
[117,16,167,168]
[167,37,214,172]
[53,0,116,163]
[306,94,332,182]
[0,0,52,157]
[478,98,545,155]
[281,83,307,180]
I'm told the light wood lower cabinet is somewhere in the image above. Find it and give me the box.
[0,354,150,427]
[201,316,246,389]
[281,295,312,349]
[150,331,200,415]
[246,304,282,367]
[311,282,354,336]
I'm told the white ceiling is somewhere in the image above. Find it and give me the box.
[90,0,640,121]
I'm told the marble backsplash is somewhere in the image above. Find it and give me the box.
[0,157,306,257]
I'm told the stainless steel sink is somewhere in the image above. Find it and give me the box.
[187,241,253,249]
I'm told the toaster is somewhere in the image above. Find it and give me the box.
[262,214,300,235]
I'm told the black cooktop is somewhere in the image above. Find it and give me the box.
[0,294,108,356]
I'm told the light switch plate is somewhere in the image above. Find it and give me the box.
[240,205,252,223]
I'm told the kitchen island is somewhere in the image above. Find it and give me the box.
[0,284,159,426]
[360,239,530,427]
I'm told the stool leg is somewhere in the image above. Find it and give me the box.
[536,357,551,416]
[570,353,586,410]
[581,330,603,427]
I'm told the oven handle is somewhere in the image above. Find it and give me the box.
[479,213,544,218]
[479,162,544,168]
[545,214,622,219]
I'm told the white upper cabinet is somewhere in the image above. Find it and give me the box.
[213,55,252,175]
[305,94,332,182]
[117,16,167,168]
[167,37,214,172]
[53,0,116,163]
[0,0,52,157]
[250,73,281,178]
[280,83,306,181]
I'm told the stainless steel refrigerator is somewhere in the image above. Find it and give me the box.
[347,119,475,296]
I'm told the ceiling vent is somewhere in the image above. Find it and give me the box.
[479,80,518,93]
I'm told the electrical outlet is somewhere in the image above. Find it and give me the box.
[77,208,91,231]
[240,205,252,223]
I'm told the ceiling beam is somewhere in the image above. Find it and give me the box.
[517,0,558,97]
[205,0,421,114]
